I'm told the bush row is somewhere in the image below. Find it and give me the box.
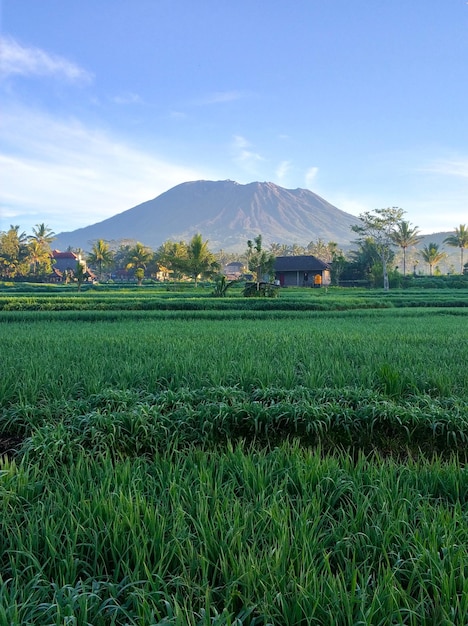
[4,386,467,463]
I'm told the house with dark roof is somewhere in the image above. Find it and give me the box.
[274,255,331,287]
[47,250,96,283]
[51,250,81,273]
[223,261,244,280]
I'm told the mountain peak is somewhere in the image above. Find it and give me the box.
[54,179,360,252]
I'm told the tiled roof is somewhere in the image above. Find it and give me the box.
[274,255,330,271]
[51,250,78,259]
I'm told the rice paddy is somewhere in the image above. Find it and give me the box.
[1,284,467,624]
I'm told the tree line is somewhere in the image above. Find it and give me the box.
[1,215,467,287]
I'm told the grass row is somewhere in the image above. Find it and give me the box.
[2,445,468,624]
[1,302,468,623]
[1,312,467,405]
[2,385,467,463]
[0,285,467,312]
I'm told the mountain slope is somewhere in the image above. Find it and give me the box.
[53,180,360,252]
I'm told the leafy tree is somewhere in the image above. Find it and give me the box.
[74,261,90,292]
[0,225,29,278]
[391,220,421,276]
[305,239,330,263]
[289,243,306,256]
[269,242,289,256]
[26,239,52,276]
[125,242,153,280]
[247,235,276,284]
[443,224,468,275]
[134,267,145,286]
[183,233,219,287]
[351,207,404,291]
[87,239,114,281]
[347,237,392,285]
[330,249,347,286]
[26,223,55,278]
[155,240,189,282]
[419,242,447,276]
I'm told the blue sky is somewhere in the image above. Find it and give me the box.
[1,0,467,237]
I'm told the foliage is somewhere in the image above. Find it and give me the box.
[73,261,91,292]
[444,224,468,274]
[351,207,405,291]
[156,235,219,286]
[0,225,29,279]
[246,235,275,282]
[87,239,114,280]
[212,275,236,297]
[391,220,421,276]
[243,282,279,298]
[183,233,219,287]
[30,223,56,247]
[419,242,447,276]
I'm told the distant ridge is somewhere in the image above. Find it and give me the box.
[54,179,361,252]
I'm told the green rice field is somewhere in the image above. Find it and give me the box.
[1,285,468,624]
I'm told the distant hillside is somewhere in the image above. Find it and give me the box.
[53,180,361,252]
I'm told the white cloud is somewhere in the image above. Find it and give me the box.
[0,36,92,83]
[194,90,246,105]
[111,92,143,105]
[275,160,291,182]
[231,135,264,175]
[0,107,209,233]
[423,159,468,179]
[305,166,319,187]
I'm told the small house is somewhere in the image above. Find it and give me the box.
[223,262,244,280]
[51,250,83,273]
[274,255,331,287]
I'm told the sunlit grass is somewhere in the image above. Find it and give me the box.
[1,296,468,623]
[2,446,468,624]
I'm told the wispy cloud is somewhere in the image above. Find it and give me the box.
[423,159,468,179]
[231,135,264,175]
[0,36,92,83]
[111,92,143,105]
[305,166,319,187]
[0,107,209,233]
[275,160,291,182]
[193,90,246,106]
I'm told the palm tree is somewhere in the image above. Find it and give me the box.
[419,242,447,276]
[30,223,55,247]
[125,242,153,283]
[87,239,114,280]
[443,224,468,274]
[247,234,276,284]
[391,221,421,276]
[27,239,50,275]
[184,233,219,287]
[0,225,29,278]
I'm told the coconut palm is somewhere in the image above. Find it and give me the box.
[184,233,219,287]
[87,239,114,280]
[391,220,421,276]
[125,242,153,269]
[443,224,468,274]
[27,239,51,275]
[419,242,447,276]
[125,242,153,283]
[30,223,55,248]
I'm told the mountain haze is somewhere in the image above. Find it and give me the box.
[54,180,360,252]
